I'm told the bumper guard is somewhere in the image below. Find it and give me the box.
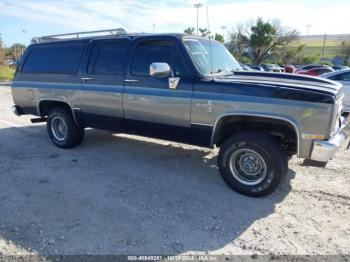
[310,115,350,162]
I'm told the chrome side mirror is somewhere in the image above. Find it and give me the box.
[149,63,172,78]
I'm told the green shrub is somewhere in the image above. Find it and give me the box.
[0,66,15,81]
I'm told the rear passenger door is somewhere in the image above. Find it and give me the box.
[123,38,194,141]
[80,39,129,131]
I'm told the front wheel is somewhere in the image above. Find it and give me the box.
[218,131,288,197]
[47,106,84,148]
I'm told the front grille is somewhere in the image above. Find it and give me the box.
[330,98,343,137]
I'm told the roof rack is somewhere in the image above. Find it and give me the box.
[31,28,127,43]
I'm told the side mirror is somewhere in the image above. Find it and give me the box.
[149,63,172,78]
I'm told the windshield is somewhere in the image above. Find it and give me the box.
[183,38,242,75]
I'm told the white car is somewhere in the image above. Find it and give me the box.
[322,69,350,112]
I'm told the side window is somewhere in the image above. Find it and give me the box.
[22,45,83,74]
[88,42,128,75]
[330,75,341,80]
[131,41,172,76]
[174,48,189,77]
[342,73,350,81]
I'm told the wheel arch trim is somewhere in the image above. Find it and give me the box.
[210,112,301,157]
[37,99,80,126]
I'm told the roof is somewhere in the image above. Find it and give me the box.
[31,28,189,45]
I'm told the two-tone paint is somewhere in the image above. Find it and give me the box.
[11,33,345,159]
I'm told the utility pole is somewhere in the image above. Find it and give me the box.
[306,24,311,36]
[321,34,327,60]
[21,29,27,57]
[221,26,226,41]
[194,3,203,36]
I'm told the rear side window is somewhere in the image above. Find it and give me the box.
[343,73,350,81]
[315,69,332,75]
[332,72,350,81]
[22,45,83,74]
[87,42,128,75]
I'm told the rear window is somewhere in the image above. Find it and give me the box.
[22,45,83,74]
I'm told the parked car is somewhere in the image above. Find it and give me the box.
[284,65,297,73]
[11,29,350,197]
[239,63,252,71]
[297,64,332,72]
[297,67,334,76]
[322,69,350,112]
[272,64,285,72]
[4,59,17,67]
[333,65,349,71]
[260,64,283,72]
[249,65,264,71]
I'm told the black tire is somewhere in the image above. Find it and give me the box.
[217,131,288,197]
[47,106,84,148]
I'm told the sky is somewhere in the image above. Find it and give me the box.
[0,0,350,46]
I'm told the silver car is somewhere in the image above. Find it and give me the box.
[322,69,350,112]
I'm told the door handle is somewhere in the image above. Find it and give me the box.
[81,77,94,82]
[124,79,139,85]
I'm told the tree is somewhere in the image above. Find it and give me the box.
[0,38,6,65]
[228,18,299,64]
[214,33,224,43]
[340,41,350,66]
[8,43,26,62]
[184,27,195,35]
[227,29,249,58]
[249,18,298,64]
[300,54,321,65]
[199,28,210,38]
[277,44,305,65]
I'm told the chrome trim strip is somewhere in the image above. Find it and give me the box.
[191,122,213,127]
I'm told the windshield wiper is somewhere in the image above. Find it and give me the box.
[211,69,235,75]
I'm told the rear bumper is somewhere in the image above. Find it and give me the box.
[310,116,350,162]
[11,105,22,116]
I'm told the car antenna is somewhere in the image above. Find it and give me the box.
[206,4,214,79]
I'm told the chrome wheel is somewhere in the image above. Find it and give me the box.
[51,116,68,141]
[229,149,267,186]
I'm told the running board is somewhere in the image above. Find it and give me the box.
[31,117,47,123]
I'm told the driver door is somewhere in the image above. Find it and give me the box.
[123,38,194,142]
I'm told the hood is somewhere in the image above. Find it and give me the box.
[216,71,343,100]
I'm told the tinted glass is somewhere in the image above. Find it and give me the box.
[330,75,341,80]
[22,45,82,74]
[315,69,332,74]
[342,72,350,81]
[131,41,172,76]
[173,48,189,77]
[88,42,127,75]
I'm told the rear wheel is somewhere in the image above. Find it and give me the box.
[47,106,84,148]
[218,131,287,197]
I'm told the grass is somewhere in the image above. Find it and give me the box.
[0,65,15,81]
[290,39,345,48]
[288,39,346,59]
[292,35,350,59]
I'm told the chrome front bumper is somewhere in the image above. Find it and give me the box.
[310,115,350,163]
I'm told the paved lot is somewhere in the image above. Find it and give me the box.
[0,85,349,256]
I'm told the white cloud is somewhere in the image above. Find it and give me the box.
[0,0,349,40]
